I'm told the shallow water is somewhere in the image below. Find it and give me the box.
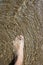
[0,0,43,65]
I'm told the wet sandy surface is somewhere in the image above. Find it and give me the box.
[0,0,43,65]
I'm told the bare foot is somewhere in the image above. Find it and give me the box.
[13,35,24,65]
